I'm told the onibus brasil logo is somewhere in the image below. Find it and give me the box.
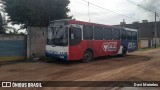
[102,42,118,52]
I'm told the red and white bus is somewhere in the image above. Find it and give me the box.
[45,19,138,62]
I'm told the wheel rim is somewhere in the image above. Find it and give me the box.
[83,51,92,62]
[84,54,90,61]
[122,49,126,56]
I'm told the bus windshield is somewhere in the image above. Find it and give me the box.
[47,25,68,46]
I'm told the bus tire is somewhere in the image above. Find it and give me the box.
[121,48,127,57]
[45,57,52,63]
[82,50,93,63]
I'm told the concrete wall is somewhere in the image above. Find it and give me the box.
[152,38,160,46]
[139,39,149,48]
[138,38,160,49]
[0,34,27,61]
[27,27,47,59]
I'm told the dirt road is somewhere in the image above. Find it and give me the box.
[0,48,160,90]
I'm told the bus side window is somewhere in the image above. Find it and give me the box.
[127,31,132,40]
[73,27,82,39]
[69,27,82,46]
[132,32,137,40]
[83,26,93,40]
[112,29,120,40]
[103,28,112,40]
[121,29,126,40]
[94,27,103,40]
[69,27,81,40]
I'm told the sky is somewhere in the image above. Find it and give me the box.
[1,0,160,33]
[68,0,160,25]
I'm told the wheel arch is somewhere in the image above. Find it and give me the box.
[82,48,94,62]
[123,46,128,51]
[84,48,94,58]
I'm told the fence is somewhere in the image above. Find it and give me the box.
[0,34,27,61]
[138,38,160,49]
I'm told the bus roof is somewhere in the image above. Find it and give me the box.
[68,19,112,28]
[125,28,138,32]
[51,19,138,31]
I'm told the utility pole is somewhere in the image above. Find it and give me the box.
[155,12,157,48]
[88,0,90,22]
[123,19,125,27]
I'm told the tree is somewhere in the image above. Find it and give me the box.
[1,0,72,28]
[0,12,8,34]
[0,13,3,33]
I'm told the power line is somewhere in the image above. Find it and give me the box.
[71,1,117,15]
[126,0,155,13]
[71,0,133,22]
[81,0,140,20]
[126,0,160,16]
[71,8,119,23]
[72,8,107,20]
[71,1,133,18]
[126,0,160,23]
[125,0,159,48]
[70,0,154,23]
[70,0,159,31]
[70,4,113,20]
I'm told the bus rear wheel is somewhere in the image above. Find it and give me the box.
[121,48,127,57]
[82,50,93,63]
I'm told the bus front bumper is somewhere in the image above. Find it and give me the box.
[45,52,68,61]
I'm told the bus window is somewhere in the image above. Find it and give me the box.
[127,31,132,40]
[121,29,126,40]
[83,26,93,40]
[94,27,103,40]
[132,32,137,40]
[74,27,82,39]
[69,27,81,39]
[69,27,82,46]
[103,28,112,40]
[112,29,120,40]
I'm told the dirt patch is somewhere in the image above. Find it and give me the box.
[0,48,160,90]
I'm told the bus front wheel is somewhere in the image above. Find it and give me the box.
[82,50,93,63]
[45,57,52,63]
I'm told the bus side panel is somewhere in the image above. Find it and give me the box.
[121,40,128,50]
[93,40,121,57]
[68,40,121,60]
[121,40,138,52]
[92,40,105,57]
[127,40,138,52]
[68,40,88,60]
[133,40,138,50]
